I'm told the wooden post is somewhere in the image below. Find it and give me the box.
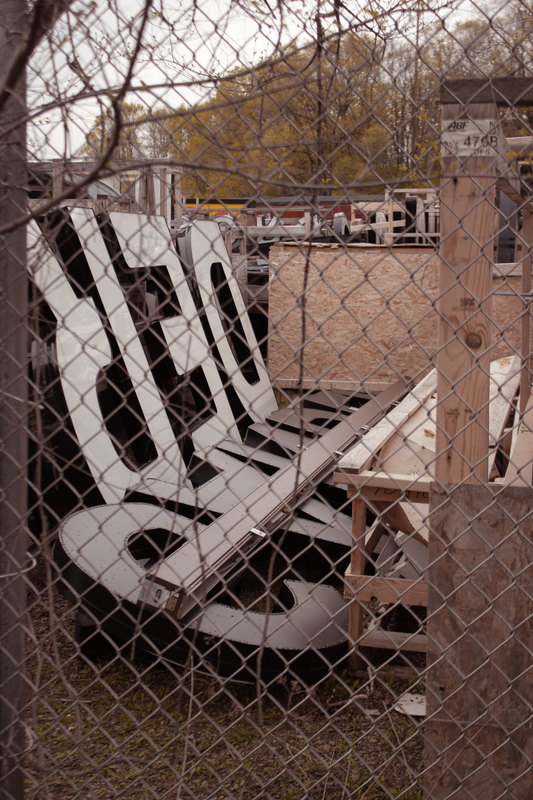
[520,209,532,414]
[436,101,498,483]
[348,497,366,671]
[428,79,533,800]
[426,485,533,799]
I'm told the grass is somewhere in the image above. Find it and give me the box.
[23,557,425,800]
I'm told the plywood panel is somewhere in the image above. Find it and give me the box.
[268,245,527,386]
[426,484,533,799]
[436,102,498,484]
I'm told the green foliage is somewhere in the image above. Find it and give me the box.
[79,1,533,193]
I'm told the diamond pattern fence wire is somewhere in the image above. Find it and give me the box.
[1,0,533,798]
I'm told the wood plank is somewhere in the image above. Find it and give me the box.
[495,169,533,212]
[336,470,433,493]
[273,378,392,393]
[377,394,436,470]
[348,498,366,672]
[359,629,427,653]
[360,487,431,504]
[436,102,497,484]
[337,370,437,474]
[396,503,429,543]
[343,481,431,505]
[441,78,533,106]
[375,357,518,477]
[364,519,386,557]
[370,499,428,543]
[344,573,428,606]
[426,484,533,799]
[506,135,533,153]
[520,210,532,414]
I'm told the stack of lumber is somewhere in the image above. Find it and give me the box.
[333,355,523,661]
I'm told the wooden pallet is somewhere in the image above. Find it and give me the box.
[334,356,522,671]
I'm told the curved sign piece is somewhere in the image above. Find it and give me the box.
[58,503,348,652]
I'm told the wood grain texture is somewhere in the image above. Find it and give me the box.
[267,245,526,387]
[337,470,433,493]
[341,478,431,505]
[436,102,498,483]
[520,210,532,414]
[348,498,366,671]
[359,629,427,652]
[344,573,428,605]
[338,371,437,473]
[426,484,533,799]
[371,499,428,543]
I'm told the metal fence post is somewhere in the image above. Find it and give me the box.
[0,0,27,797]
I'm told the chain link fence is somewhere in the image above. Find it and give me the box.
[1,0,533,798]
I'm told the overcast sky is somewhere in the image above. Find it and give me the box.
[27,0,480,159]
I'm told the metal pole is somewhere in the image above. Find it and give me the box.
[0,0,27,796]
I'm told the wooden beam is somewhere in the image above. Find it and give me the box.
[436,102,498,483]
[360,487,431,504]
[344,572,428,606]
[520,210,532,414]
[273,378,393,394]
[426,484,533,798]
[487,355,521,446]
[364,519,386,557]
[359,629,427,653]
[507,135,533,153]
[336,472,432,505]
[441,78,533,106]
[348,498,366,672]
[370,500,428,543]
[335,470,433,493]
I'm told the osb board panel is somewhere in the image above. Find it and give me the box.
[425,484,533,800]
[267,244,527,384]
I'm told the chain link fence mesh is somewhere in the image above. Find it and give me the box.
[1,0,533,798]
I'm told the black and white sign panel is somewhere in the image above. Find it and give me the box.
[29,211,354,679]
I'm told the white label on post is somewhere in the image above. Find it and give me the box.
[441,119,498,158]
